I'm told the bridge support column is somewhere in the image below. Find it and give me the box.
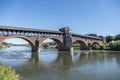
[87,43,92,50]
[59,27,72,51]
[31,52,39,62]
[63,37,72,51]
[32,39,40,52]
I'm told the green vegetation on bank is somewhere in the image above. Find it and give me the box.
[102,34,120,51]
[72,43,80,50]
[91,40,120,51]
[0,44,2,48]
[84,34,120,51]
[108,40,120,51]
[0,64,20,80]
[92,44,101,50]
[0,42,8,48]
[0,42,30,48]
[99,40,120,51]
[41,43,57,49]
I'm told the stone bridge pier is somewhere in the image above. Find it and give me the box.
[59,27,72,51]
[32,39,40,52]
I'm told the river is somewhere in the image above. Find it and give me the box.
[0,46,120,80]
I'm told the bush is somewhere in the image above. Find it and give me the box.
[115,34,120,40]
[106,35,115,43]
[92,44,101,50]
[43,43,49,48]
[100,44,110,50]
[0,44,2,48]
[109,40,120,51]
[0,64,20,80]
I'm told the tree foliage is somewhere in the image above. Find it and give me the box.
[106,35,115,43]
[109,40,120,51]
[0,44,2,48]
[87,34,97,37]
[43,43,49,48]
[0,64,20,80]
[115,34,120,40]
[92,44,101,50]
[100,44,109,50]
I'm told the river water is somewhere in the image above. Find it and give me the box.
[0,46,120,80]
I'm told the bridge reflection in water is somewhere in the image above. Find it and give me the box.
[30,51,73,70]
[19,50,119,72]
[15,51,73,79]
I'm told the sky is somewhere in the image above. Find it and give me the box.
[0,0,120,44]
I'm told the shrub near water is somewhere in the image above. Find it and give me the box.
[109,40,120,51]
[0,64,20,80]
[92,44,101,50]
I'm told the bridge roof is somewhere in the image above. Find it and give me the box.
[0,26,62,34]
[72,33,103,40]
[0,26,103,40]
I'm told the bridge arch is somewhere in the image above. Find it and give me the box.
[40,37,64,50]
[72,40,88,50]
[91,42,101,50]
[0,35,35,51]
[91,42,100,46]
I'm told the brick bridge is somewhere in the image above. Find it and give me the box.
[0,26,105,52]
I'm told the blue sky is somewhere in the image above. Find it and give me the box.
[0,0,120,44]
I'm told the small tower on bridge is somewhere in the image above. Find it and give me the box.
[59,26,72,51]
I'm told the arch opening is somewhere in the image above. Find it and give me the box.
[72,40,87,50]
[41,38,63,51]
[0,37,35,52]
[91,42,101,50]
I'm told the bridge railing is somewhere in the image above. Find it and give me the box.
[0,30,63,37]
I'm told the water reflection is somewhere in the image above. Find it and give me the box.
[30,51,73,70]
[31,52,40,62]
[16,52,44,80]
[0,47,120,80]
[55,52,72,70]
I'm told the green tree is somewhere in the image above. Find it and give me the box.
[0,44,2,48]
[43,43,49,48]
[109,40,120,51]
[106,35,115,43]
[0,64,20,80]
[87,33,97,37]
[101,44,106,50]
[100,43,110,50]
[2,42,8,45]
[92,44,101,50]
[115,34,120,40]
